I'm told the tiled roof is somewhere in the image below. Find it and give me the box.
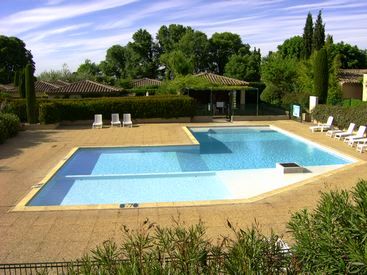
[35,81,60,92]
[50,80,70,87]
[131,78,162,88]
[339,69,367,84]
[47,80,121,94]
[194,72,249,86]
[0,83,17,93]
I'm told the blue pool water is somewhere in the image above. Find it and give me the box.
[28,127,351,206]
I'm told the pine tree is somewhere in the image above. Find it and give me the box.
[327,54,343,105]
[313,10,325,51]
[303,12,313,59]
[25,64,37,123]
[313,48,329,103]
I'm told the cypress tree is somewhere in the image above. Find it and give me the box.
[313,10,325,51]
[18,70,26,98]
[327,54,343,105]
[13,71,19,87]
[25,64,37,123]
[313,48,329,103]
[303,12,313,59]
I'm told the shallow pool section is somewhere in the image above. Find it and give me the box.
[27,126,352,207]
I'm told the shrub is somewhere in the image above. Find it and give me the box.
[0,113,20,138]
[68,219,292,274]
[288,180,367,274]
[39,96,196,124]
[312,104,367,129]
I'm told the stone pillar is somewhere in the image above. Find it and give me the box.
[363,74,367,102]
[309,96,318,112]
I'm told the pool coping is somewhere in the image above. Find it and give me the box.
[11,125,364,212]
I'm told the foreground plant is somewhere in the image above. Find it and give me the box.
[288,179,367,274]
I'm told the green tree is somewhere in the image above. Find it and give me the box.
[160,50,194,78]
[328,42,367,69]
[209,32,244,74]
[278,36,304,60]
[100,45,127,79]
[313,10,325,51]
[313,48,329,103]
[37,63,75,82]
[0,35,34,84]
[303,12,313,59]
[156,24,191,54]
[178,30,209,73]
[260,53,300,105]
[25,64,36,123]
[76,59,100,80]
[13,71,20,87]
[327,54,343,105]
[224,48,261,81]
[125,29,158,78]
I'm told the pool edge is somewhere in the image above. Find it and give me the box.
[11,124,364,212]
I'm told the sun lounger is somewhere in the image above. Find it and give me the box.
[356,139,367,153]
[334,123,355,140]
[344,126,366,146]
[92,114,103,129]
[326,129,343,137]
[123,113,132,128]
[309,116,333,132]
[111,113,121,127]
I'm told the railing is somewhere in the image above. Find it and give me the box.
[0,249,291,274]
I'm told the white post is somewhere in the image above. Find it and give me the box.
[309,96,318,112]
[363,74,367,102]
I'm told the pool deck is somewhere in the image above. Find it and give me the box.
[1,120,367,263]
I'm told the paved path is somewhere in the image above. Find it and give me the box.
[0,121,366,262]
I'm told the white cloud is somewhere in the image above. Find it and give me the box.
[0,0,139,35]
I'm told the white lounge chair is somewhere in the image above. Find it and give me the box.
[326,128,342,137]
[111,113,121,127]
[344,126,366,146]
[334,123,355,140]
[310,116,333,132]
[92,114,103,129]
[356,139,367,153]
[123,113,132,128]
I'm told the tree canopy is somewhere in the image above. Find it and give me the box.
[0,35,34,84]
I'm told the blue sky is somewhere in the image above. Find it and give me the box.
[1,0,366,74]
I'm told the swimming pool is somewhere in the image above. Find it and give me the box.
[25,126,353,207]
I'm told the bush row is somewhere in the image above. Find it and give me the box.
[312,104,367,129]
[0,113,20,143]
[68,180,367,274]
[4,96,196,123]
[39,96,196,123]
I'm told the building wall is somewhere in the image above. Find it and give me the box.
[341,82,362,99]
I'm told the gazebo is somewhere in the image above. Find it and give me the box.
[184,72,259,117]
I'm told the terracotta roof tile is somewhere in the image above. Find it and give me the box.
[47,80,121,94]
[0,83,17,93]
[339,69,367,84]
[35,81,60,92]
[131,78,162,88]
[194,72,249,86]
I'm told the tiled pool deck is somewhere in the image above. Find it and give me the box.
[0,120,366,262]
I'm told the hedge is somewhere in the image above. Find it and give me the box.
[0,113,21,143]
[312,104,367,129]
[39,96,196,124]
